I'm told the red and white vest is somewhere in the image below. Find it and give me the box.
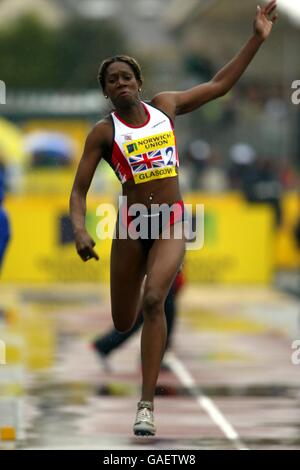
[107,101,179,185]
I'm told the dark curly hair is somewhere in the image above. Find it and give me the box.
[97,55,143,93]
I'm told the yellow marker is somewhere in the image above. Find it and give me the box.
[0,427,16,441]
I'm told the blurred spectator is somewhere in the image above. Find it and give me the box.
[260,85,289,157]
[198,147,229,193]
[263,85,288,123]
[0,157,10,271]
[228,142,257,190]
[293,192,300,251]
[294,210,300,251]
[229,143,282,225]
[242,157,282,227]
[218,93,238,129]
[278,157,298,190]
[186,139,211,190]
[240,84,264,123]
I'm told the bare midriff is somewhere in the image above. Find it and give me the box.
[122,175,182,209]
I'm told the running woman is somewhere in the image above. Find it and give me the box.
[70,1,277,436]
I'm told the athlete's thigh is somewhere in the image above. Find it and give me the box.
[145,224,186,299]
[110,235,147,328]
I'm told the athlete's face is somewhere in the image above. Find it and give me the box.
[104,62,142,105]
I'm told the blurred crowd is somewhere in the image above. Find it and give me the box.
[179,83,299,227]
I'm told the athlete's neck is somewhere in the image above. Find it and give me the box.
[115,100,148,126]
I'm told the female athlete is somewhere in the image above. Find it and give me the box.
[70,1,277,436]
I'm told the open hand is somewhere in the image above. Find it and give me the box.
[254,1,278,41]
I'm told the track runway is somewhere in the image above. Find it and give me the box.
[1,283,300,450]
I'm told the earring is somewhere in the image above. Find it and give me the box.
[138,88,142,92]
[105,95,108,99]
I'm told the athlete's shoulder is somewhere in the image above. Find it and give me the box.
[150,93,176,123]
[93,114,113,132]
[90,115,113,147]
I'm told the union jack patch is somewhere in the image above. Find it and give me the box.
[128,150,165,173]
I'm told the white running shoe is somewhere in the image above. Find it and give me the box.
[133,401,156,436]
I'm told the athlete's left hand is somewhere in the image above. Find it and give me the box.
[254,1,278,41]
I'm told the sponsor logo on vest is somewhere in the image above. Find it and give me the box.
[133,166,177,184]
[139,167,173,179]
[126,142,138,153]
[151,119,167,128]
[124,131,175,156]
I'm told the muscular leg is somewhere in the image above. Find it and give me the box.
[110,235,146,332]
[93,284,175,356]
[140,224,185,402]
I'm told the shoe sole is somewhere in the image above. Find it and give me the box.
[134,430,156,436]
[134,425,156,436]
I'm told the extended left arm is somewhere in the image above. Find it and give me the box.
[153,1,278,116]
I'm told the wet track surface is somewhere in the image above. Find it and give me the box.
[1,284,300,450]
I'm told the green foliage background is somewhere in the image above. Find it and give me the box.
[0,15,127,89]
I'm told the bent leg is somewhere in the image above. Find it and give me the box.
[140,225,185,402]
[110,236,146,332]
[93,284,175,356]
[93,313,144,356]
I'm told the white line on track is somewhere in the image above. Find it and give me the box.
[166,352,249,450]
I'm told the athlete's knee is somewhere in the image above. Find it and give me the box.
[111,310,135,333]
[115,324,132,333]
[113,318,133,333]
[143,289,164,320]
